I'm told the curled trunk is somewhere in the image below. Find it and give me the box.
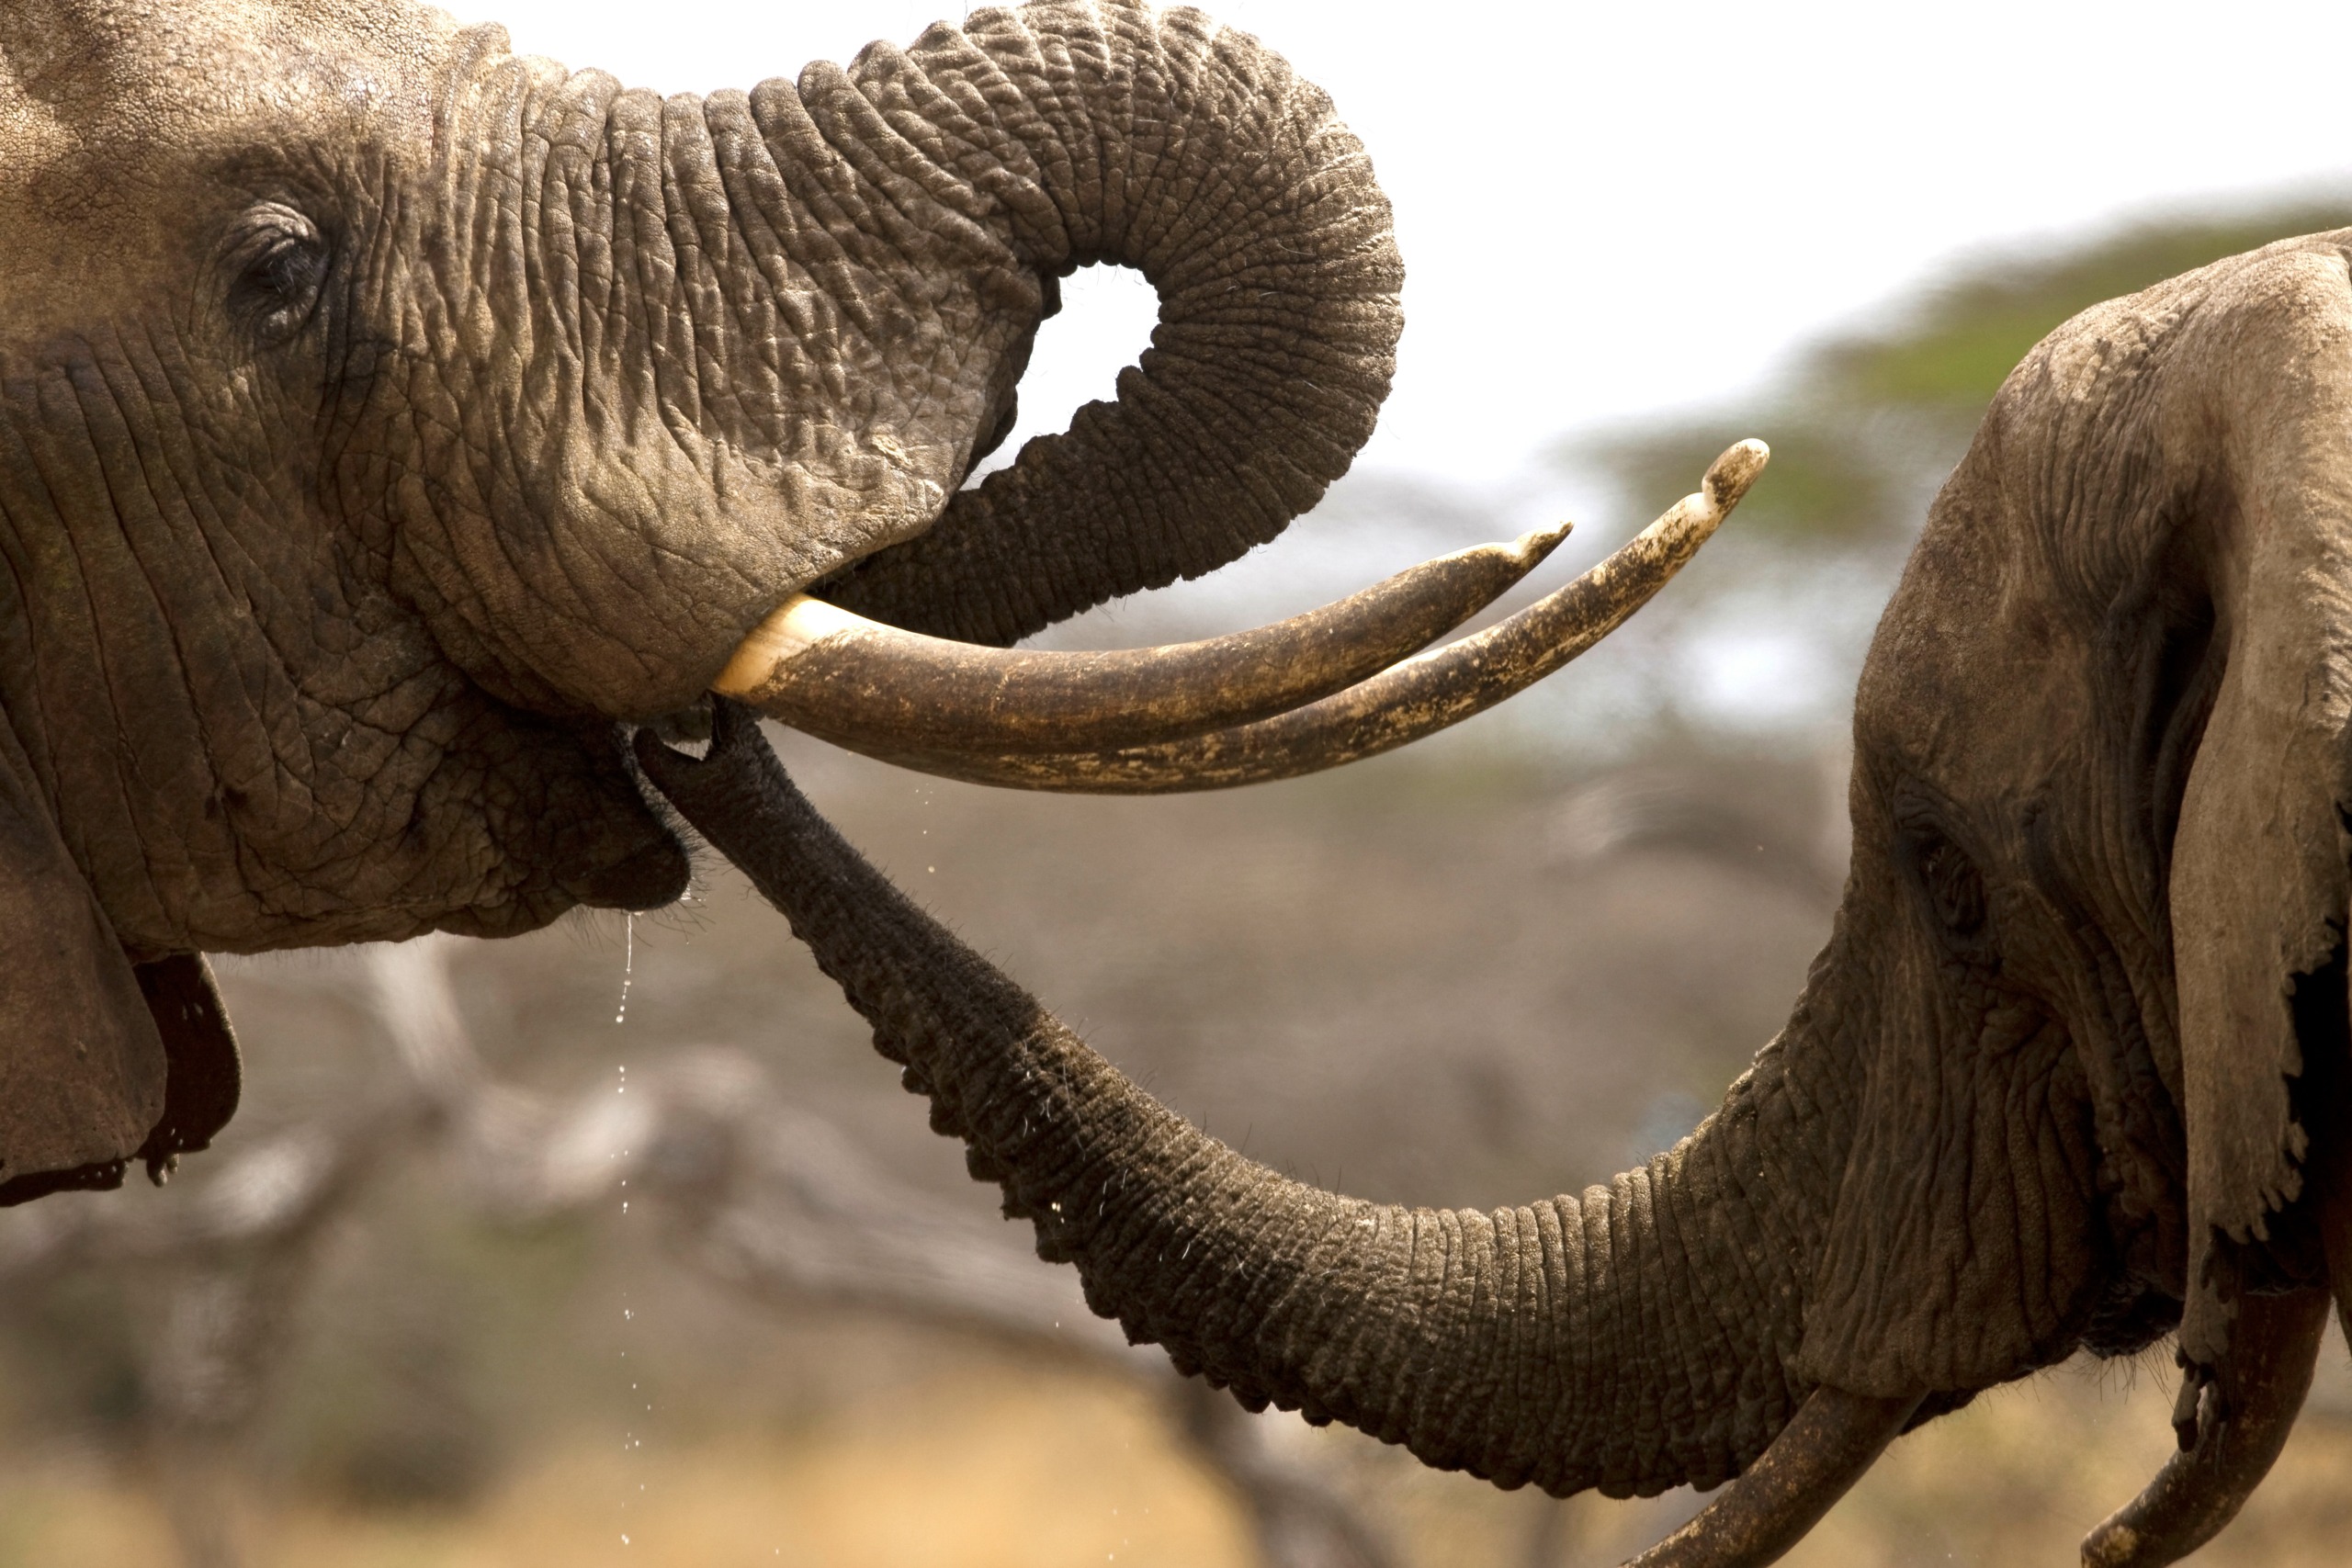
[402,2,1400,717]
[817,1,1406,646]
[643,705,1863,1498]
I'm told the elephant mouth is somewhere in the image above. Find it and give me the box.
[710,441,1767,794]
[565,832,695,914]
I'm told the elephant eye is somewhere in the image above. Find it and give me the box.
[1917,833,1988,936]
[224,203,330,345]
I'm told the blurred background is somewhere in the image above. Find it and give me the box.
[7,2,2352,1564]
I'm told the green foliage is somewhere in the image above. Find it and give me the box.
[1586,414,1911,548]
[1820,201,2352,417]
[1575,197,2352,547]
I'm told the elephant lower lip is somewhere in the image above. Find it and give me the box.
[568,833,690,911]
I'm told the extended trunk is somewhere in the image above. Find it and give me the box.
[642,705,1866,1498]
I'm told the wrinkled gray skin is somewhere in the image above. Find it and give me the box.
[649,233,2352,1527]
[18,0,2352,1545]
[0,0,1398,1195]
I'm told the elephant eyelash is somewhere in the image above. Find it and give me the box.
[1913,831,1989,937]
[223,203,331,345]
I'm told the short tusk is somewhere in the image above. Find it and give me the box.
[2078,1287,2328,1568]
[1620,1384,1920,1568]
[716,520,1576,756]
[842,440,1766,793]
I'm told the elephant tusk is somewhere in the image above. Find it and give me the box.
[1617,1384,1921,1568]
[2078,1286,2329,1568]
[715,521,1576,756]
[827,440,1766,793]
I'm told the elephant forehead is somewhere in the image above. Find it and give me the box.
[0,0,456,132]
[1859,505,2094,791]
[0,0,453,333]
[0,0,456,93]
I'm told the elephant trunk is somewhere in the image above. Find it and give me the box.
[642,704,1865,1502]
[408,8,1727,788]
[401,2,1400,721]
[814,0,1406,647]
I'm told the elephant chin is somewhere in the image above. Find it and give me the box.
[563,833,690,913]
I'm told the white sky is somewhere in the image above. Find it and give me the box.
[437,0,2352,488]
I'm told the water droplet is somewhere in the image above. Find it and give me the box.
[614,911,636,1024]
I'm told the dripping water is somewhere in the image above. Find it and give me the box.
[607,908,642,1544]
[614,910,635,1024]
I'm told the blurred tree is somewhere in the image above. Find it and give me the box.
[1576,197,2352,548]
[0,1272,149,1439]
[1528,196,2352,745]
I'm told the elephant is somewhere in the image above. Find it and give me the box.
[639,228,2352,1568]
[0,1,1755,1202]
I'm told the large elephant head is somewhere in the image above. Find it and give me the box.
[645,234,2352,1564]
[0,2,1758,1201]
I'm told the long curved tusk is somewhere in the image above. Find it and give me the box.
[1619,1384,1920,1568]
[2078,1287,2328,1568]
[716,522,1575,756]
[837,440,1766,793]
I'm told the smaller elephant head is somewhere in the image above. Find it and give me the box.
[648,232,2352,1566]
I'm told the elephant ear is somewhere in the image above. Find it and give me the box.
[2167,246,2352,1374]
[0,751,191,1206]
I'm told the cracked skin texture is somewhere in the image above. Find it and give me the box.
[12,0,2352,1549]
[0,2,1400,1192]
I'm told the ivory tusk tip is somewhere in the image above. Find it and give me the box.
[713,592,865,696]
[1510,518,1576,567]
[1702,438,1771,513]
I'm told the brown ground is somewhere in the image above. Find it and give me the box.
[2,731,2347,1567]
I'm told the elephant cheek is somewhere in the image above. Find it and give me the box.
[1799,980,2107,1395]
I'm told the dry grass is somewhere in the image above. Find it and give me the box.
[9,1349,2352,1566]
[0,1368,1248,1568]
[7,742,2352,1566]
